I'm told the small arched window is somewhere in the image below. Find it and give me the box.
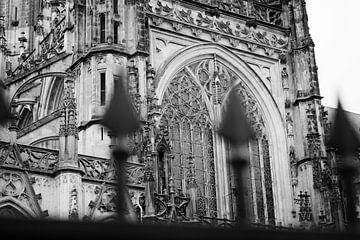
[99,13,106,43]
[14,7,18,21]
[113,21,119,44]
[113,0,119,14]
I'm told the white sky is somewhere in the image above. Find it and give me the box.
[307,1,360,114]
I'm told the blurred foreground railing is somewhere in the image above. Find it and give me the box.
[0,217,359,240]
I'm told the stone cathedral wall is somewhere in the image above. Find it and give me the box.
[0,0,354,230]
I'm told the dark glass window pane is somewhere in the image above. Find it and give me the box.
[113,22,118,44]
[114,0,118,14]
[100,14,105,43]
[100,72,106,106]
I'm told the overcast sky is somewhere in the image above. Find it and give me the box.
[307,1,360,114]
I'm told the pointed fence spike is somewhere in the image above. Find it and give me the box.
[217,87,254,228]
[102,69,141,223]
[328,101,360,156]
[328,100,360,232]
[218,88,254,145]
[102,74,140,137]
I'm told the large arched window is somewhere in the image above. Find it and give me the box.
[159,58,275,223]
[161,69,217,217]
[224,82,275,225]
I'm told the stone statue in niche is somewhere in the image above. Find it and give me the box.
[310,80,319,95]
[281,67,289,89]
[289,146,298,185]
[306,104,318,133]
[69,186,79,220]
[286,112,294,136]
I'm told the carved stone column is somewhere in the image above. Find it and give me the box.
[143,151,155,217]
[58,75,79,169]
[55,74,83,220]
[288,0,330,227]
[186,155,198,220]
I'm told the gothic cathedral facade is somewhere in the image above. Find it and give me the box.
[0,0,351,230]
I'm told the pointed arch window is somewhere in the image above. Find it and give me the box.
[100,72,106,105]
[223,83,275,225]
[160,58,275,223]
[14,7,18,21]
[113,0,119,14]
[161,71,217,217]
[113,21,119,44]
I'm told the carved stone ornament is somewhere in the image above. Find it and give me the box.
[306,103,318,134]
[0,170,44,217]
[98,187,117,213]
[147,0,288,53]
[0,172,25,197]
[0,143,59,172]
[13,16,66,76]
[126,164,145,185]
[79,157,116,181]
[96,54,107,65]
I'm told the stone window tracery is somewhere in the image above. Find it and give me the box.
[160,58,274,223]
[161,70,217,217]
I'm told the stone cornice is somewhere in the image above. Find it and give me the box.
[69,46,149,72]
[177,0,286,29]
[147,0,290,58]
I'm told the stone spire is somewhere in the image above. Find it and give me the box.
[55,74,82,220]
[288,0,331,228]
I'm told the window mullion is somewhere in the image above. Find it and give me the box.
[201,125,208,216]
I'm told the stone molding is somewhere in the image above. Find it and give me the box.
[147,0,289,57]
